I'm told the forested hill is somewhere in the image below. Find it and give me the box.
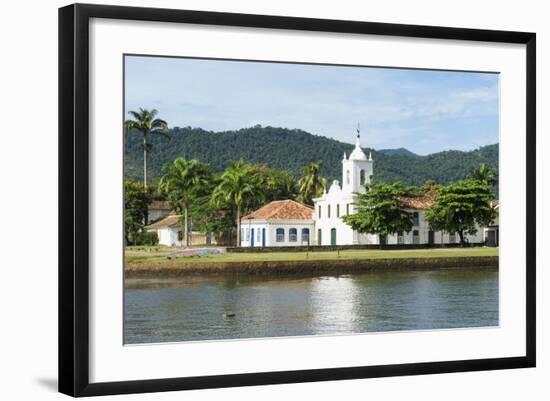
[124,126,498,186]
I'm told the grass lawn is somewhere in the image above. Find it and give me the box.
[125,246,498,267]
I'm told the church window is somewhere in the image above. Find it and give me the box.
[360,169,366,185]
[337,204,340,217]
[346,203,350,215]
[302,228,310,243]
[328,204,331,218]
[346,169,350,184]
[318,205,322,219]
[276,228,285,242]
[412,212,419,226]
[289,228,298,242]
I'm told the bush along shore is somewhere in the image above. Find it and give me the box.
[125,249,498,277]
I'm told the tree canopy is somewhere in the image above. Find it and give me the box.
[425,179,497,245]
[342,182,416,241]
[124,125,498,189]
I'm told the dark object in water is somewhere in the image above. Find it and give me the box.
[223,312,236,319]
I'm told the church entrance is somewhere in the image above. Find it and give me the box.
[331,228,337,246]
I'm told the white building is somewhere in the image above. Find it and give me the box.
[385,196,483,245]
[240,200,314,247]
[146,215,216,247]
[483,201,499,246]
[312,133,484,246]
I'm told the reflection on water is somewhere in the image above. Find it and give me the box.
[124,269,498,344]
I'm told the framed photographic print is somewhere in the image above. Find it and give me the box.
[58,3,536,397]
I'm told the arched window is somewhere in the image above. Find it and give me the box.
[328,204,331,218]
[276,228,285,242]
[360,169,366,185]
[412,212,419,226]
[289,228,298,242]
[346,203,350,215]
[336,204,340,218]
[346,169,350,184]
[301,228,310,243]
[318,205,322,219]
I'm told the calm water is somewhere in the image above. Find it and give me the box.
[124,269,498,344]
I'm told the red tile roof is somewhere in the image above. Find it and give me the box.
[146,214,181,229]
[396,194,435,210]
[242,200,314,221]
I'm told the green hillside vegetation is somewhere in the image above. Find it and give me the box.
[124,125,499,187]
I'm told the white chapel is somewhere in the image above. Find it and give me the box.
[312,132,379,245]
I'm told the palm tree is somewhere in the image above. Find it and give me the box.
[124,108,169,188]
[211,160,264,247]
[159,158,211,247]
[469,163,497,187]
[297,161,327,205]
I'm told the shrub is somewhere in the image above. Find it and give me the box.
[131,231,159,246]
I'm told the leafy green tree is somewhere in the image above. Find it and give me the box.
[124,108,169,188]
[266,168,298,201]
[124,180,152,245]
[159,157,212,246]
[342,182,415,244]
[425,179,497,245]
[297,161,327,205]
[211,160,265,246]
[252,164,298,203]
[469,163,497,187]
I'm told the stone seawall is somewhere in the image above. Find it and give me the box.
[225,243,487,253]
[125,256,498,278]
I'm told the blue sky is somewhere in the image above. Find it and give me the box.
[125,55,499,155]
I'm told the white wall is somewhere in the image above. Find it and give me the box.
[1,1,547,401]
[240,221,315,247]
[155,227,181,247]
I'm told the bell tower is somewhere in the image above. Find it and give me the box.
[342,124,373,194]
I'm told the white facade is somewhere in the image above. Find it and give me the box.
[384,209,484,245]
[240,220,315,247]
[313,134,378,245]
[154,227,182,247]
[313,133,485,246]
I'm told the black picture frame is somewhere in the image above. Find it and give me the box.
[59,3,536,397]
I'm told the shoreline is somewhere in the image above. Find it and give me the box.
[125,255,498,277]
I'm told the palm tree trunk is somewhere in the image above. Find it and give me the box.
[143,143,148,188]
[236,207,241,247]
[184,206,189,247]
